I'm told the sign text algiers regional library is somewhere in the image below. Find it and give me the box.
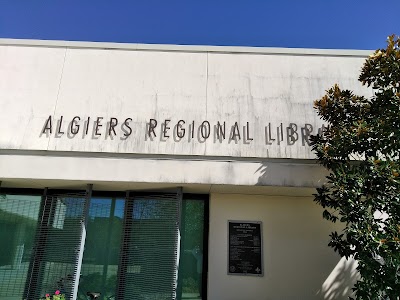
[0,39,372,300]
[40,115,321,147]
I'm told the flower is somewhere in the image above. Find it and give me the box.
[41,290,65,300]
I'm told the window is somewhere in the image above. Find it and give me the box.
[0,189,208,300]
[0,194,41,300]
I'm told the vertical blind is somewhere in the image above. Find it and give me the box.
[116,192,181,300]
[24,193,88,300]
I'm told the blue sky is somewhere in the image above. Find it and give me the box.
[0,0,399,50]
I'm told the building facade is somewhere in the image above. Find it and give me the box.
[0,39,372,300]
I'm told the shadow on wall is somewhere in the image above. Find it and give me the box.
[317,257,359,300]
[255,162,359,300]
[254,161,328,188]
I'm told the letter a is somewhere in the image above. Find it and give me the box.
[42,115,53,134]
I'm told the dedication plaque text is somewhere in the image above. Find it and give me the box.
[228,221,263,276]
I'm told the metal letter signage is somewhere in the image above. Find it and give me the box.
[40,115,324,148]
[228,221,263,276]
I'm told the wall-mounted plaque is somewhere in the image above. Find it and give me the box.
[228,221,263,276]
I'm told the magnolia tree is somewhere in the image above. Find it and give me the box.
[311,35,400,299]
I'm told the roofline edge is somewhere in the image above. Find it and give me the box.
[0,38,374,57]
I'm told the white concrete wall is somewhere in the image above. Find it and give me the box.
[0,40,372,160]
[208,193,358,300]
[0,152,327,189]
